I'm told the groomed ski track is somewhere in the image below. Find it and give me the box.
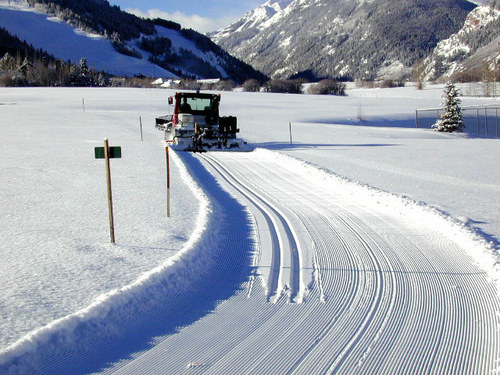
[104,149,499,374]
[6,147,497,374]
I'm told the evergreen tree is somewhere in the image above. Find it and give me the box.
[69,63,81,86]
[69,58,94,86]
[79,57,91,85]
[19,57,30,76]
[433,82,465,132]
[0,53,16,71]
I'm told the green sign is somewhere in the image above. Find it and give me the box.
[94,146,122,159]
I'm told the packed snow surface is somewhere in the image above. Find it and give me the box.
[0,85,499,374]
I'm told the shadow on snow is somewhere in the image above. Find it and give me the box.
[303,116,418,128]
[33,153,254,375]
[256,142,401,151]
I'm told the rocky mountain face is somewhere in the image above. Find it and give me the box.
[211,0,476,81]
[422,0,500,81]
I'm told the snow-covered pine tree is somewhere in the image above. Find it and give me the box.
[433,82,465,132]
[78,58,93,86]
[69,58,94,86]
[0,53,16,71]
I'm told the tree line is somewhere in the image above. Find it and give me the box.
[0,53,110,87]
[242,78,347,96]
[0,28,110,88]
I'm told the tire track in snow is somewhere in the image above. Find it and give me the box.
[200,153,303,303]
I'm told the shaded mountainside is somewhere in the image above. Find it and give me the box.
[26,0,155,42]
[0,26,52,61]
[0,0,266,82]
[211,0,476,81]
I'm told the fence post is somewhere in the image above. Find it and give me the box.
[139,116,143,142]
[415,109,419,128]
[485,106,488,137]
[496,108,499,138]
[477,108,480,134]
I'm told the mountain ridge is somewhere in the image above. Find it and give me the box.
[211,0,478,81]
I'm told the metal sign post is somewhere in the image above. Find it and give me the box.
[95,139,121,243]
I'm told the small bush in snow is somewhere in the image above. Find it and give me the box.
[213,80,235,91]
[379,79,404,89]
[264,79,304,94]
[308,79,346,96]
[433,82,465,133]
[243,79,261,92]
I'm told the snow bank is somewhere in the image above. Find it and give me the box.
[0,151,211,373]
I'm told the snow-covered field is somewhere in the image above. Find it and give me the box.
[0,85,499,373]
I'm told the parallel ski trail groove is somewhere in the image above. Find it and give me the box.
[228,156,397,372]
[202,151,496,372]
[201,153,303,303]
[251,158,450,373]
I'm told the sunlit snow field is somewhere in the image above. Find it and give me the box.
[0,85,498,370]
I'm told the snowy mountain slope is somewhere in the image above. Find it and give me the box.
[422,2,500,81]
[0,1,174,77]
[210,0,293,49]
[211,0,475,80]
[0,0,265,81]
[0,86,499,373]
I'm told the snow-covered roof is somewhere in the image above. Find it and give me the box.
[196,78,221,84]
[151,78,164,85]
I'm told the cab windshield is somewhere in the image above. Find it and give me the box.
[181,97,213,113]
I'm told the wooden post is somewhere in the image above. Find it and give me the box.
[289,122,293,145]
[166,146,171,218]
[104,138,115,243]
[139,116,143,142]
[82,97,85,112]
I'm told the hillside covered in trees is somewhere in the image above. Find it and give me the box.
[0,0,266,85]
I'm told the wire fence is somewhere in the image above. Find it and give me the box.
[415,105,500,138]
[460,82,499,98]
